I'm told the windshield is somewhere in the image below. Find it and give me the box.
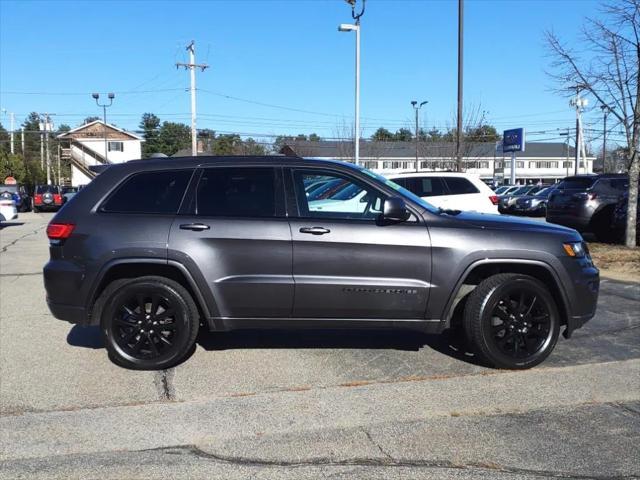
[494,186,509,194]
[360,168,439,213]
[512,186,532,195]
[534,187,551,197]
[0,185,18,193]
[36,185,60,194]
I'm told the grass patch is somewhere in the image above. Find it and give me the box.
[588,243,640,281]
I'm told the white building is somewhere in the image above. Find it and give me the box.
[57,121,143,187]
[281,141,595,184]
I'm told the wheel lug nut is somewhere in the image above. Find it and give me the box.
[149,330,154,334]
[137,321,142,324]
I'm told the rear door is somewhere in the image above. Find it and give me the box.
[406,176,449,210]
[168,166,293,318]
[287,167,432,319]
[441,176,484,211]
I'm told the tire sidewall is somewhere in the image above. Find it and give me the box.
[477,277,560,369]
[101,279,195,370]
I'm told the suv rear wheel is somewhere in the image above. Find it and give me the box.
[463,273,560,369]
[97,276,200,370]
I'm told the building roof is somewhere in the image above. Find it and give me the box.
[57,120,143,141]
[280,140,584,159]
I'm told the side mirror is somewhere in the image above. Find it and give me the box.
[382,197,410,222]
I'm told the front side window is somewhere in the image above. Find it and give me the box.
[443,177,480,195]
[101,170,193,214]
[293,170,384,220]
[196,167,276,217]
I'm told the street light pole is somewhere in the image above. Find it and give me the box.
[601,105,609,173]
[339,0,365,165]
[411,100,428,172]
[92,92,115,162]
[2,109,15,154]
[456,0,464,172]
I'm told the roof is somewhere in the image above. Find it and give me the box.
[57,120,143,141]
[280,140,584,159]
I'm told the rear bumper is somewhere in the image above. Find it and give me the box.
[47,300,88,325]
[546,212,591,231]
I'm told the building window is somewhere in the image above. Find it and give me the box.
[363,161,378,170]
[516,161,524,168]
[563,161,572,169]
[529,161,537,169]
[579,161,585,168]
[108,141,124,152]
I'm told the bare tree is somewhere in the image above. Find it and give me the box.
[546,0,639,247]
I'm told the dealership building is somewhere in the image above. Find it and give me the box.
[280,140,594,184]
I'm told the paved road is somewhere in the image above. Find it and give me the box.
[1,213,639,479]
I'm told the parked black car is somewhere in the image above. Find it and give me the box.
[510,186,557,217]
[612,191,639,244]
[546,174,629,242]
[33,184,64,212]
[0,183,32,212]
[498,185,547,214]
[44,156,599,371]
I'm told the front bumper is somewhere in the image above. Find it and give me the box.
[561,256,600,338]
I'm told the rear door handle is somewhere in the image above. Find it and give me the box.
[299,226,330,235]
[179,223,210,231]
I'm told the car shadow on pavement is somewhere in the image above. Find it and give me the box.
[196,327,484,366]
[66,325,484,368]
[0,222,25,229]
[67,325,104,349]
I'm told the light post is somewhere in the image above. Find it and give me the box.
[338,0,365,165]
[411,100,428,172]
[92,92,115,162]
[600,104,610,173]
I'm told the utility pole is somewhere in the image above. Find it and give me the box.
[21,127,25,154]
[570,85,588,176]
[455,0,464,172]
[411,100,427,172]
[40,114,54,185]
[601,105,610,173]
[176,41,209,156]
[2,110,15,154]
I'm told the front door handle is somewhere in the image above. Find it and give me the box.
[299,226,330,235]
[179,223,210,231]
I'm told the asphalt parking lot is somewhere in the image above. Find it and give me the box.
[1,212,639,479]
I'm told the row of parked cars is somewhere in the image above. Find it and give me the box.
[0,183,80,222]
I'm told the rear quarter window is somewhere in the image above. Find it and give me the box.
[101,169,193,214]
[443,177,479,195]
[410,177,448,197]
[557,178,596,190]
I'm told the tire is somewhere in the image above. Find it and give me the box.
[97,276,200,370]
[33,206,39,213]
[463,273,560,370]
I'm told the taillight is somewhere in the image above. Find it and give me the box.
[47,223,75,240]
[489,195,499,205]
[53,194,62,204]
[34,194,43,204]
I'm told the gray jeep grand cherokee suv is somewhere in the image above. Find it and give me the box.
[44,157,599,370]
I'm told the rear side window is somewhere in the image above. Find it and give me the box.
[558,177,596,190]
[409,177,448,197]
[609,179,629,190]
[443,177,479,195]
[102,170,193,214]
[196,167,276,217]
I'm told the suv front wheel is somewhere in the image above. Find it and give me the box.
[97,276,200,370]
[463,273,560,369]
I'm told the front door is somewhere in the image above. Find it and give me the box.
[168,166,293,318]
[287,167,432,319]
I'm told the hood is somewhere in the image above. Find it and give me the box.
[447,211,576,235]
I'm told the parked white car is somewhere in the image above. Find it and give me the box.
[0,199,18,223]
[386,172,499,214]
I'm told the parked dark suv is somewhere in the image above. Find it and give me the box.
[546,174,629,242]
[44,157,599,370]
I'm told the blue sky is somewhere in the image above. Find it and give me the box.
[0,0,608,146]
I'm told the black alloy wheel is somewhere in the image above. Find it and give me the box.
[464,273,560,369]
[99,276,199,370]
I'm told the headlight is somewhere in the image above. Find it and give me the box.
[530,199,541,206]
[563,241,587,258]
